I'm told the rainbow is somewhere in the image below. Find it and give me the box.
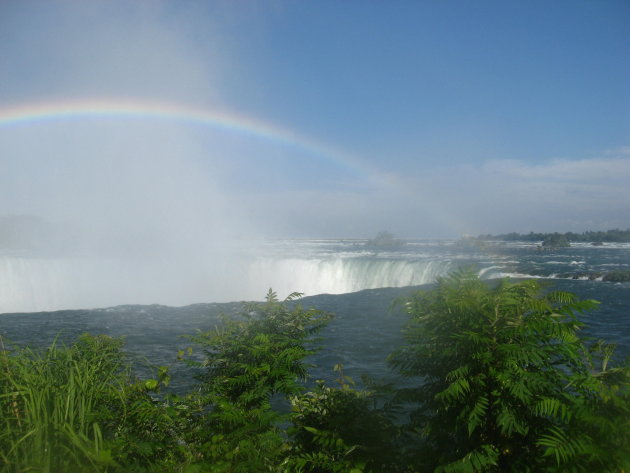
[0,98,469,236]
[0,98,388,186]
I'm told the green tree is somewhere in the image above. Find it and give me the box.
[185,289,333,472]
[389,270,630,472]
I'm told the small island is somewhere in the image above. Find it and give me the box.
[542,233,570,248]
[364,231,405,250]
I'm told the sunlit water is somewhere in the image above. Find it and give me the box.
[1,240,629,391]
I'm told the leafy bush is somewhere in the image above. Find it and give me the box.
[389,270,630,472]
[183,289,333,472]
[288,365,401,473]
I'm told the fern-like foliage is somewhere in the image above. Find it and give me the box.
[183,291,333,471]
[287,370,401,473]
[389,269,630,472]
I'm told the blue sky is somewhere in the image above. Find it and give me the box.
[0,0,628,239]
[219,1,629,165]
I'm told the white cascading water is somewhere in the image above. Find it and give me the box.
[0,254,149,313]
[0,255,81,313]
[0,250,455,313]
[245,257,452,297]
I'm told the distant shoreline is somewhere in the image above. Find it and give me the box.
[474,228,630,243]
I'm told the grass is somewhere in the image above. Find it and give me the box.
[0,334,128,473]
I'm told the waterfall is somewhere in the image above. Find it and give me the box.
[0,255,81,313]
[0,251,456,313]
[244,256,454,298]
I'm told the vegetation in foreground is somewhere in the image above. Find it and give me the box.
[1,273,629,472]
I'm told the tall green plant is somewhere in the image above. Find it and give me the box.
[185,289,333,472]
[389,270,630,472]
[0,334,128,473]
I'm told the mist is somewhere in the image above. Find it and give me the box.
[0,1,267,309]
[1,1,628,311]
[0,1,407,310]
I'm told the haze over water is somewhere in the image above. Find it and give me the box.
[0,1,628,310]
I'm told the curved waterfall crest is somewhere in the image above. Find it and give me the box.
[0,251,455,313]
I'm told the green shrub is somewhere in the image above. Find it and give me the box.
[183,289,333,472]
[2,281,627,473]
[389,270,630,472]
[287,365,402,473]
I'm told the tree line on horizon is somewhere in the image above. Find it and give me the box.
[476,228,630,243]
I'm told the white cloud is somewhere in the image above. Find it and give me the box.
[483,155,630,182]
[389,151,630,236]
